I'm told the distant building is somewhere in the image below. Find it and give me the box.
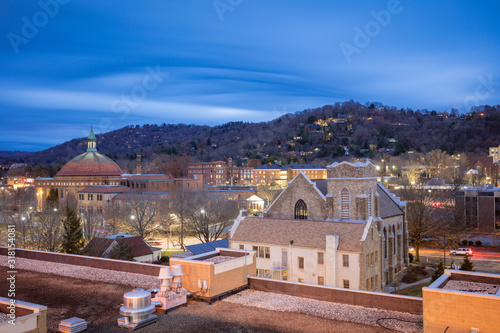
[252,164,327,187]
[489,145,500,163]
[187,160,253,186]
[230,161,408,291]
[35,127,202,213]
[456,186,500,233]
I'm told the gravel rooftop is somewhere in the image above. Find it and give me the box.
[443,280,500,294]
[0,256,160,289]
[224,290,423,333]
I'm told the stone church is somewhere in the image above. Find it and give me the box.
[230,161,407,291]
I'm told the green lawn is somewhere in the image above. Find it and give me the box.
[161,249,184,257]
[393,281,431,297]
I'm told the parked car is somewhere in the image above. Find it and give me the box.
[450,248,473,256]
[145,238,162,246]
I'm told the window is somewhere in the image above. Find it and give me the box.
[383,227,388,259]
[371,253,374,265]
[393,225,397,255]
[88,206,93,214]
[60,188,64,199]
[366,254,369,267]
[368,187,373,217]
[375,251,378,263]
[252,246,270,259]
[97,194,103,201]
[318,276,324,285]
[78,193,84,200]
[371,277,374,290]
[343,280,350,289]
[298,257,304,269]
[97,207,103,215]
[343,254,349,267]
[317,252,324,265]
[257,269,270,278]
[88,194,93,201]
[294,199,307,220]
[340,188,350,219]
[239,244,244,250]
[298,278,304,283]
[375,275,378,288]
[366,279,370,290]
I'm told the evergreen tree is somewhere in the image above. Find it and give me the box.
[61,205,84,254]
[108,242,135,261]
[432,261,445,281]
[459,256,474,271]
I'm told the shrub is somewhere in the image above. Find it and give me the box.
[402,270,418,283]
[468,240,474,246]
[160,256,169,264]
[461,239,468,246]
[475,240,482,246]
[460,256,474,271]
[409,253,414,263]
[432,261,445,282]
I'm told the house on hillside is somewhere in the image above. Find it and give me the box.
[83,234,161,262]
[230,161,408,291]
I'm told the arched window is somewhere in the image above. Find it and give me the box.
[393,225,397,255]
[340,188,350,219]
[294,200,307,220]
[368,187,373,217]
[383,227,388,259]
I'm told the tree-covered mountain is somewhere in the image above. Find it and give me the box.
[4,101,500,168]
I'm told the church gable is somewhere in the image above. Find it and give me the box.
[265,172,329,220]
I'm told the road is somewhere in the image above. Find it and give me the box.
[415,249,500,274]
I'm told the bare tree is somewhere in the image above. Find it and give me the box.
[402,185,458,261]
[36,209,63,252]
[81,209,102,244]
[120,193,166,238]
[256,184,280,210]
[185,192,239,243]
[169,188,194,250]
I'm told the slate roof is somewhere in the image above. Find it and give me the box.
[83,235,154,257]
[377,183,404,219]
[56,152,123,176]
[231,217,365,252]
[311,179,328,195]
[186,239,229,255]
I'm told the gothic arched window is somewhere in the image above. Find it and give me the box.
[340,188,350,219]
[294,200,307,220]
[383,227,388,259]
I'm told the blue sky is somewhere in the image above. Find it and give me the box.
[1,0,499,151]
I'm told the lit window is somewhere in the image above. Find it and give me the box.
[318,276,324,285]
[298,257,304,269]
[294,199,307,220]
[298,278,304,283]
[239,245,244,250]
[343,280,350,289]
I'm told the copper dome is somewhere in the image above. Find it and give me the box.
[56,151,123,177]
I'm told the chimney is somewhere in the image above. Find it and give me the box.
[136,155,142,174]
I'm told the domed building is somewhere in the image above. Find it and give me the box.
[35,127,126,211]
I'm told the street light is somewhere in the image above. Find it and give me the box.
[130,215,135,220]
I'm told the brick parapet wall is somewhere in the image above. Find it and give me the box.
[248,277,422,314]
[0,246,161,276]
